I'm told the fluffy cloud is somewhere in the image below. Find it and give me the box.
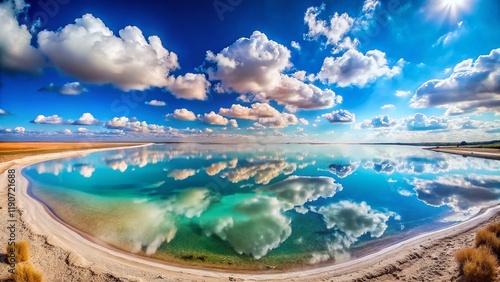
[0,0,44,74]
[73,113,101,126]
[257,113,301,128]
[413,174,500,212]
[77,127,89,133]
[72,163,95,178]
[167,169,197,180]
[355,113,498,135]
[144,100,166,106]
[308,199,397,264]
[434,21,464,47]
[38,14,178,90]
[162,188,212,219]
[31,160,65,176]
[31,113,101,126]
[356,0,381,28]
[358,115,397,128]
[37,13,208,99]
[322,109,356,123]
[222,160,297,185]
[164,73,210,100]
[363,156,451,175]
[381,104,395,110]
[219,103,280,119]
[304,4,354,46]
[259,176,343,210]
[292,70,315,82]
[0,109,6,115]
[229,119,238,128]
[205,159,238,176]
[395,90,411,97]
[268,74,342,110]
[448,117,500,131]
[291,41,301,51]
[315,201,397,238]
[328,162,360,178]
[105,117,165,133]
[198,193,291,259]
[168,108,196,121]
[14,126,25,133]
[404,113,448,131]
[361,0,380,18]
[201,111,228,125]
[317,49,402,87]
[206,31,340,110]
[410,48,500,115]
[38,82,87,95]
[206,31,290,93]
[32,114,63,124]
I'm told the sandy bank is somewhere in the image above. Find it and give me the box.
[426,147,500,160]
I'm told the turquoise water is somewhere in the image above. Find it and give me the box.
[23,144,500,269]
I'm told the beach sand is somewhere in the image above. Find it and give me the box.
[1,143,499,281]
[427,146,500,160]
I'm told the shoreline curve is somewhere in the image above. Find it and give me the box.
[5,144,500,281]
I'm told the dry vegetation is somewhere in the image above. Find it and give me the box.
[4,242,43,282]
[6,241,30,263]
[13,263,43,282]
[475,222,500,259]
[455,222,500,281]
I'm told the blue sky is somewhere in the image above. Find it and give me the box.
[0,0,499,142]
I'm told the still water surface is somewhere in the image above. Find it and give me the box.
[23,144,500,270]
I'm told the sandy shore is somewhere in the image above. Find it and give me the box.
[1,145,499,281]
[426,147,500,160]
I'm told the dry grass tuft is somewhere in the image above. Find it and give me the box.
[485,222,500,235]
[13,263,43,282]
[455,247,477,270]
[6,241,30,263]
[475,222,500,259]
[455,246,498,282]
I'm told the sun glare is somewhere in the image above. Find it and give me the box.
[443,0,463,6]
[432,0,471,23]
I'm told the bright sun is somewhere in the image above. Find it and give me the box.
[433,0,470,22]
[443,0,464,7]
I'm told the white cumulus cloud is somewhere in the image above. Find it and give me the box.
[145,100,166,106]
[410,48,500,115]
[322,109,356,123]
[169,108,197,121]
[201,111,228,125]
[304,4,354,46]
[206,31,341,110]
[32,114,63,124]
[317,49,402,87]
[37,13,209,99]
[0,0,44,74]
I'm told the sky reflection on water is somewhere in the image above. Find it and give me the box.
[24,144,500,267]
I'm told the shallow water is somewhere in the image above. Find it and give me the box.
[23,144,500,270]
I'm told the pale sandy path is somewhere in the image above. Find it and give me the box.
[1,145,499,281]
[428,148,500,160]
